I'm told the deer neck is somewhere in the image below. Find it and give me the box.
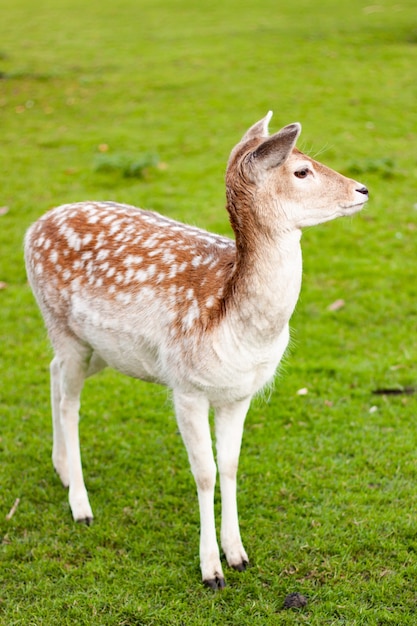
[224,197,303,345]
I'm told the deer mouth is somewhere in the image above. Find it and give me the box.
[340,198,368,211]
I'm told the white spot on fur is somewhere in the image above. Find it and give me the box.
[135,269,148,283]
[142,234,159,249]
[65,228,82,251]
[141,214,157,225]
[182,299,200,330]
[148,249,160,258]
[125,267,135,283]
[124,254,143,266]
[162,250,176,264]
[116,292,132,305]
[135,286,156,302]
[124,225,136,237]
[96,249,109,261]
[95,232,107,249]
[102,214,118,225]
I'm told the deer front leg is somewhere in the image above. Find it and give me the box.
[173,391,224,589]
[215,397,251,572]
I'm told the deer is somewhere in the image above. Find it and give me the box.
[24,112,368,589]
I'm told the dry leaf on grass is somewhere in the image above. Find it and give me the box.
[328,298,345,311]
[0,282,8,290]
[0,206,9,215]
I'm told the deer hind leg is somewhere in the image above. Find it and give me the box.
[51,356,69,486]
[173,391,224,589]
[51,350,106,489]
[215,397,251,572]
[51,339,94,524]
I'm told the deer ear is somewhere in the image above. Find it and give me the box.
[251,123,301,170]
[241,111,273,142]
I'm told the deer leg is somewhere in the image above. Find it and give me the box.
[215,397,251,572]
[54,344,93,524]
[51,356,69,487]
[52,349,104,491]
[173,391,224,589]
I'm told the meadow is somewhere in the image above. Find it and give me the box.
[1,0,417,623]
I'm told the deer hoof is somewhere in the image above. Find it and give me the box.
[75,515,93,526]
[203,575,226,590]
[232,559,249,572]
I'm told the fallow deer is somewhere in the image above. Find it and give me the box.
[24,112,368,588]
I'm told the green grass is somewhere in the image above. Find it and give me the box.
[1,0,417,623]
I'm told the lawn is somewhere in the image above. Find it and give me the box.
[1,0,417,623]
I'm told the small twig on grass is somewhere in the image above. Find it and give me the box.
[6,498,20,520]
[372,387,416,396]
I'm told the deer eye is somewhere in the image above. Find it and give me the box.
[294,168,310,179]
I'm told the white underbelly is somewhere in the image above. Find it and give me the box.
[69,296,290,402]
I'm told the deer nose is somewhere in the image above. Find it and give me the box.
[356,186,369,196]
